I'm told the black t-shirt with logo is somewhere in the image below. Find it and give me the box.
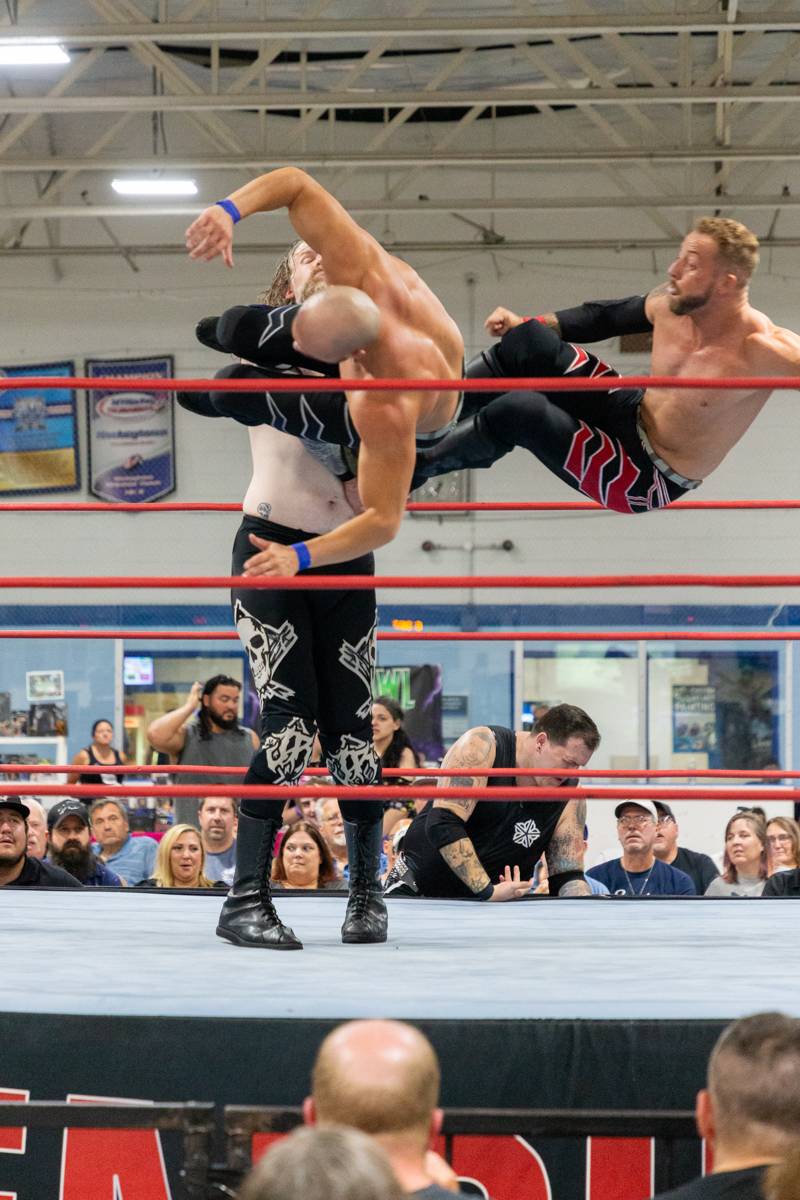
[399,725,574,898]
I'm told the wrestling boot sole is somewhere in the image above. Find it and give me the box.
[216,903,303,950]
[341,897,389,945]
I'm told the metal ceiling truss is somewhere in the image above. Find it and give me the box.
[2,4,800,258]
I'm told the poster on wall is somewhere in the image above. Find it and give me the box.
[672,684,717,753]
[0,361,79,495]
[26,669,65,702]
[374,664,443,762]
[86,356,175,502]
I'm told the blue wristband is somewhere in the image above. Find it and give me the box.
[215,198,241,224]
[291,542,312,571]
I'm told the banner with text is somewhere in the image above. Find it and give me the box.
[0,361,78,495]
[374,664,443,762]
[86,356,175,502]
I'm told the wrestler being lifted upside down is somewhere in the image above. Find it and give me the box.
[185,167,463,572]
[413,217,800,513]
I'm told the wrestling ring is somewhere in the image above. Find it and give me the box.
[1,370,799,1199]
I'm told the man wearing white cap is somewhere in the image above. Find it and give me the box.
[587,800,696,896]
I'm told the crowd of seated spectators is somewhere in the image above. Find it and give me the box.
[3,689,800,897]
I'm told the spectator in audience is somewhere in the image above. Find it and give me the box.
[68,718,129,791]
[705,810,768,897]
[272,821,344,891]
[91,797,157,885]
[653,801,719,894]
[47,799,122,886]
[764,1146,800,1200]
[762,859,800,897]
[198,795,238,884]
[238,1126,403,1200]
[282,779,325,828]
[0,797,81,888]
[145,676,258,824]
[25,797,48,859]
[384,819,412,882]
[373,697,425,838]
[651,1011,800,1199]
[318,796,349,879]
[587,801,696,896]
[766,816,800,876]
[305,1019,460,1199]
[139,823,215,889]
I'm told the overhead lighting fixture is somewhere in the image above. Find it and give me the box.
[0,43,70,66]
[111,179,199,197]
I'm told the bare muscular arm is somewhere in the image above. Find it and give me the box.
[545,799,590,896]
[434,727,494,893]
[431,727,531,901]
[186,167,382,284]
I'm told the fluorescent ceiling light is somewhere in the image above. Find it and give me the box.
[0,44,70,65]
[111,179,199,197]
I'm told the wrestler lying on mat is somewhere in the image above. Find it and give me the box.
[185,167,463,575]
[411,217,800,513]
[384,705,600,901]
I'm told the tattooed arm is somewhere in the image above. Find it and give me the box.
[544,799,591,897]
[430,727,531,902]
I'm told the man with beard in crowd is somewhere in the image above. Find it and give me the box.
[47,799,122,886]
[0,797,81,888]
[147,675,258,825]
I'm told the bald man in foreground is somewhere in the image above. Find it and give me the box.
[305,1020,460,1198]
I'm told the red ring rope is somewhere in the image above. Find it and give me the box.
[3,375,800,393]
[0,629,796,641]
[0,500,798,512]
[2,763,797,780]
[0,574,798,589]
[1,782,797,802]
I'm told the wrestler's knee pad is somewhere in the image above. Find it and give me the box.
[319,728,380,787]
[250,716,316,785]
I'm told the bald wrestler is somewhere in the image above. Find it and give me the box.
[185,168,463,574]
[411,217,800,512]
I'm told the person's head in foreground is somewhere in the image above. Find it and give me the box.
[304,1019,458,1195]
[697,1011,800,1174]
[237,1125,402,1200]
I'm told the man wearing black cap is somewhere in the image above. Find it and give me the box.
[587,801,696,896]
[47,799,122,887]
[653,801,719,896]
[0,797,81,887]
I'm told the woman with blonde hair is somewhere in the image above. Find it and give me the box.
[766,815,800,876]
[139,823,215,889]
[705,809,768,897]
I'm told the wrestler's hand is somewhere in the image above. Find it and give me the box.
[185,205,235,267]
[484,305,525,337]
[488,864,534,901]
[243,533,300,577]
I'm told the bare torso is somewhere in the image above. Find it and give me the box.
[337,252,464,435]
[642,298,799,479]
[243,426,357,532]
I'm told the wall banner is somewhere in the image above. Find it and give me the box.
[672,684,717,753]
[86,356,175,502]
[0,361,78,495]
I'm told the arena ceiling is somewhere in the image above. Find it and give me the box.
[1,0,800,263]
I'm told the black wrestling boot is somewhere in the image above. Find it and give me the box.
[341,819,388,944]
[216,813,303,950]
[411,411,512,489]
